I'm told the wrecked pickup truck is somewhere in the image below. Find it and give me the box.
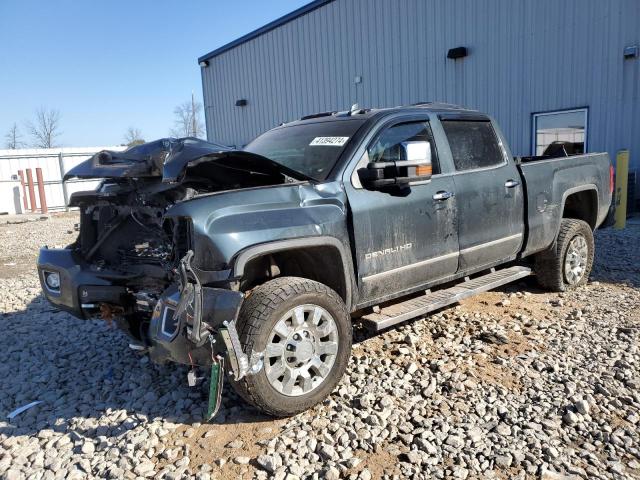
[38,103,612,417]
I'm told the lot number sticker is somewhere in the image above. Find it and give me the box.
[309,136,349,146]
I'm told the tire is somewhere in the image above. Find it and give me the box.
[230,276,352,417]
[534,218,594,292]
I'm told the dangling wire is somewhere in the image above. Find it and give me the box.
[188,350,195,369]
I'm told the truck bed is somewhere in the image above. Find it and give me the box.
[517,152,612,257]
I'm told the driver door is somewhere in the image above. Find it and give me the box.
[344,118,459,306]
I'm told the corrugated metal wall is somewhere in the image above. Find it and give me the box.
[201,0,639,174]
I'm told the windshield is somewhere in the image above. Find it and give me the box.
[244,120,364,180]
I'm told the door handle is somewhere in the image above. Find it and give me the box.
[433,191,454,201]
[504,179,520,188]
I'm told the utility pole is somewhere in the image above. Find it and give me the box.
[191,91,197,137]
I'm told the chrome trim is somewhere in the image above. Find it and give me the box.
[160,305,178,337]
[433,191,455,201]
[362,251,459,282]
[460,233,522,255]
[362,234,523,283]
[450,159,508,175]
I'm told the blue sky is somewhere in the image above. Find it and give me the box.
[0,0,309,147]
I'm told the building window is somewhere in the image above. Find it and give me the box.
[532,108,588,156]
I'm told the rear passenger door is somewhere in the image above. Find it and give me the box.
[440,115,524,271]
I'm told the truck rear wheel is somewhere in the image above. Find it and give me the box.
[230,277,352,417]
[534,218,594,292]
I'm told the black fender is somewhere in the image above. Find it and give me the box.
[232,236,356,310]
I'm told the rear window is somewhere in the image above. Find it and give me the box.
[441,120,504,171]
[245,120,364,180]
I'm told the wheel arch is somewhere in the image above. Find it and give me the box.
[233,236,355,310]
[560,185,598,230]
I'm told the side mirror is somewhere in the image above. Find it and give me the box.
[358,141,433,189]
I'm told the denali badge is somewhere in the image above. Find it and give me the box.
[365,243,412,260]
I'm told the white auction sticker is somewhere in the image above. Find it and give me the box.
[309,136,349,146]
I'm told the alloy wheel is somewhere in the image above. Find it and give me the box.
[263,304,339,397]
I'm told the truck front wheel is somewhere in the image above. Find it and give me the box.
[230,277,352,417]
[534,218,595,292]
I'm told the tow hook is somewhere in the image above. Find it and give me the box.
[220,319,264,380]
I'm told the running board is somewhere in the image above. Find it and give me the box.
[361,266,531,331]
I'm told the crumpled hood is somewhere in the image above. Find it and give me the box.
[64,137,311,183]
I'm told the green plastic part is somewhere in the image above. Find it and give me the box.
[206,359,224,421]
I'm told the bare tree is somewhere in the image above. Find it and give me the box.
[124,127,145,147]
[26,107,62,148]
[171,93,205,138]
[4,123,25,149]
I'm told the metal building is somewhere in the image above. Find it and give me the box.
[199,0,639,193]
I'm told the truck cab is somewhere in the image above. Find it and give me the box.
[342,107,525,305]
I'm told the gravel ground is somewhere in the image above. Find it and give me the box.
[0,213,639,480]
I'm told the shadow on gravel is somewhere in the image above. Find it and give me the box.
[3,226,636,445]
[590,225,640,288]
[0,293,270,443]
[352,276,538,344]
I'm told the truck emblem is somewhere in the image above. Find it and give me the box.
[365,243,412,260]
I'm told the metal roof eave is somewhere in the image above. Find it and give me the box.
[197,0,335,64]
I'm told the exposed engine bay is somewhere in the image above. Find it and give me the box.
[45,137,309,372]
[70,180,195,342]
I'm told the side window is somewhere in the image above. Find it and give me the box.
[368,121,440,175]
[441,120,504,171]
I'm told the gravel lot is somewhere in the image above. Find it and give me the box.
[0,213,639,480]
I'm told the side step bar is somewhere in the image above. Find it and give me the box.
[360,266,531,331]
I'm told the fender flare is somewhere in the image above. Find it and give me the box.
[232,236,356,310]
[559,184,599,229]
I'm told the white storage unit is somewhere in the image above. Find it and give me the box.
[0,146,126,213]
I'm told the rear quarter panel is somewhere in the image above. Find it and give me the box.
[518,153,611,256]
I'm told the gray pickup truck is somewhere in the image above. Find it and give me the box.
[38,103,612,417]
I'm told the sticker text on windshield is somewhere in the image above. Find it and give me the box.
[309,136,349,147]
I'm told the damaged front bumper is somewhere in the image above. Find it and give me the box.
[37,247,262,381]
[38,247,129,318]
